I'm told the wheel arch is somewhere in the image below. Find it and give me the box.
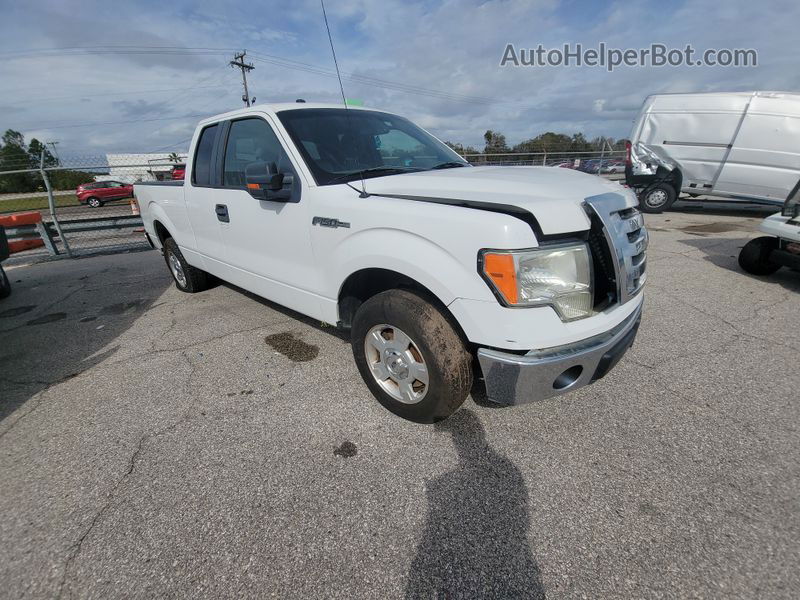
[146,202,182,250]
[151,219,172,245]
[668,167,683,193]
[336,267,470,345]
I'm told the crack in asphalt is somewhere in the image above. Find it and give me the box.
[104,319,298,367]
[0,371,86,441]
[0,282,89,334]
[55,374,198,599]
[647,284,800,353]
[624,357,781,451]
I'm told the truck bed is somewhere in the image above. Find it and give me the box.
[134,181,184,187]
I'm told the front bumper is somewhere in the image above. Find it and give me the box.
[477,302,642,405]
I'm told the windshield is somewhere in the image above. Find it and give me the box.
[277,108,469,185]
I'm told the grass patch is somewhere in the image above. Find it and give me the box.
[0,195,82,214]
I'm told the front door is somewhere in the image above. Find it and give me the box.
[213,115,320,319]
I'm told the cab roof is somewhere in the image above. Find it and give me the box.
[198,102,378,125]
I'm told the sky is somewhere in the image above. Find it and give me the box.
[0,0,798,157]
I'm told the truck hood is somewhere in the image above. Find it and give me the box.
[359,166,637,235]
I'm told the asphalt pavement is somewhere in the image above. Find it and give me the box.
[0,205,798,599]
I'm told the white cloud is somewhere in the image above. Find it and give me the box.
[0,0,797,154]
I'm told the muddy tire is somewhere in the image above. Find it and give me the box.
[738,236,781,276]
[163,237,210,293]
[351,289,472,423]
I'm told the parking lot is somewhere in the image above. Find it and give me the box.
[1,205,798,598]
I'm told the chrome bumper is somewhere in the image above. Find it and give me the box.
[477,303,642,405]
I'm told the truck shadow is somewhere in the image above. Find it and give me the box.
[405,409,546,599]
[670,200,778,219]
[0,256,171,424]
[678,236,800,294]
[217,280,351,343]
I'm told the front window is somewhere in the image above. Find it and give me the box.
[223,117,294,188]
[277,108,468,185]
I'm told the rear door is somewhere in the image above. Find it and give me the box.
[212,115,319,318]
[184,123,228,274]
[105,181,128,200]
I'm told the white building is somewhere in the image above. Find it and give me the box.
[103,153,188,184]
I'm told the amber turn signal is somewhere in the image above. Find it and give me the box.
[482,253,517,304]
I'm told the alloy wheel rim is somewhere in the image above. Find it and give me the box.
[364,324,429,404]
[168,252,187,287]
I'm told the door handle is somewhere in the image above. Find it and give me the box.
[215,204,229,223]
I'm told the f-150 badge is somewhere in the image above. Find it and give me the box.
[312,217,350,229]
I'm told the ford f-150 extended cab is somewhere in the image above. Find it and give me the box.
[135,103,647,423]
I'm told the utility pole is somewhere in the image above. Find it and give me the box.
[46,141,60,162]
[230,51,255,107]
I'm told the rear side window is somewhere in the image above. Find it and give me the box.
[222,118,291,188]
[192,124,218,186]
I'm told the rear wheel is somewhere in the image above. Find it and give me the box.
[738,236,781,276]
[351,289,472,423]
[163,237,210,292]
[639,183,676,213]
[87,197,103,208]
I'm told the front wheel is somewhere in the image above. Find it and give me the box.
[87,197,103,208]
[738,236,781,276]
[351,289,472,423]
[163,237,210,293]
[639,182,676,213]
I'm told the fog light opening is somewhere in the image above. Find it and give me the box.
[553,365,583,390]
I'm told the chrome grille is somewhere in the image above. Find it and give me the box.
[585,193,648,304]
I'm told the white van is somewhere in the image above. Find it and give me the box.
[625,91,800,213]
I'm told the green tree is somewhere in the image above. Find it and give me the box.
[27,138,58,168]
[168,152,181,164]
[0,129,37,193]
[444,141,479,157]
[483,130,509,154]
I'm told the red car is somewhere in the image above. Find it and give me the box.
[76,181,134,208]
[171,164,186,180]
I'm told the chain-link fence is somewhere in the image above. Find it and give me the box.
[464,150,626,172]
[1,149,625,263]
[0,153,187,263]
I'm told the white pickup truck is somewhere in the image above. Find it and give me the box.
[135,102,646,422]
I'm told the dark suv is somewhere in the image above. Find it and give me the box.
[76,181,134,208]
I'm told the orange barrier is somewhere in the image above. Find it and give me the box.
[0,211,46,253]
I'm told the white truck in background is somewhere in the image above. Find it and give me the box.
[135,103,646,422]
[626,91,800,213]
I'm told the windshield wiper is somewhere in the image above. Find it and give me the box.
[327,166,421,185]
[431,161,469,170]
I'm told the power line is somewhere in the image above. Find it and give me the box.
[247,52,496,105]
[249,50,495,103]
[28,113,213,131]
[2,83,234,108]
[1,46,238,60]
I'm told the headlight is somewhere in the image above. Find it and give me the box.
[782,182,800,218]
[480,243,593,321]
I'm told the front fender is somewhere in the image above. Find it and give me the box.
[330,228,493,308]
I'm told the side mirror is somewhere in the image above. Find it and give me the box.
[245,161,294,202]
